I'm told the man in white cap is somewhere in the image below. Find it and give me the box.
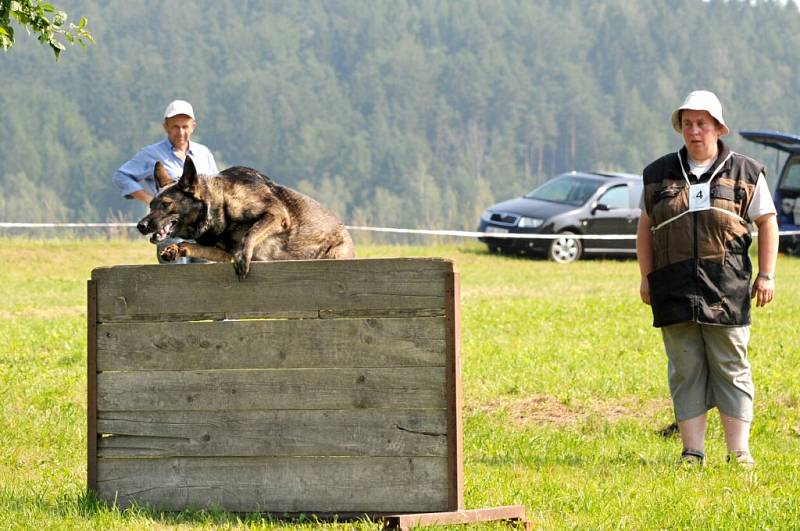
[113,100,219,262]
[114,100,218,204]
[636,90,778,468]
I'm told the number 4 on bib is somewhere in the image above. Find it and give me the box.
[689,182,711,212]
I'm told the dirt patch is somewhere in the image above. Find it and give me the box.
[509,395,583,426]
[474,394,672,428]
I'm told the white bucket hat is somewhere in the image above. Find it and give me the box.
[671,90,729,136]
[163,100,195,120]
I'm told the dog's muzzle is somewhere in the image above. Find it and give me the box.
[140,218,178,244]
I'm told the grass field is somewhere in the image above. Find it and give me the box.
[1,237,798,529]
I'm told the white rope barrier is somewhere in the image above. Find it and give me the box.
[346,225,636,240]
[0,222,135,228]
[1,222,799,239]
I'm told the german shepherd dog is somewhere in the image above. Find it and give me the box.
[136,157,355,280]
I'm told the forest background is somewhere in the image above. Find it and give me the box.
[2,0,800,231]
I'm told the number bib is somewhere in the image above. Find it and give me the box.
[688,182,711,212]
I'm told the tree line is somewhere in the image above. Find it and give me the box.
[1,0,799,233]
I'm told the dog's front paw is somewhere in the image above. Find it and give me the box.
[233,251,251,281]
[160,243,188,262]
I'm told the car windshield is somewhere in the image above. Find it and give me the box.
[524,176,603,206]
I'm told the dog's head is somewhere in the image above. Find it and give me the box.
[136,156,207,243]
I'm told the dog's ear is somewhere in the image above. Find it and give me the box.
[153,161,173,190]
[178,156,198,193]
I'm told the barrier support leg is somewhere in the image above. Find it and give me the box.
[382,505,532,530]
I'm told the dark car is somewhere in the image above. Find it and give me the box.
[478,171,642,263]
[740,130,800,254]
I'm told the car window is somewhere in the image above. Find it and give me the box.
[596,185,629,209]
[628,182,643,209]
[525,176,602,206]
[782,159,800,190]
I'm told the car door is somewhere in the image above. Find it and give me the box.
[740,130,800,228]
[740,130,800,194]
[582,184,638,252]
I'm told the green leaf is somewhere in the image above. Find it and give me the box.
[49,36,64,50]
[11,11,30,25]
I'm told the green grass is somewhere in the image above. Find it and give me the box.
[1,237,798,529]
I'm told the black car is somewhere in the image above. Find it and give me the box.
[478,171,642,263]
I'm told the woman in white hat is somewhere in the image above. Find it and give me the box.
[636,90,778,467]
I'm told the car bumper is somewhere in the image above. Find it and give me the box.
[477,221,551,253]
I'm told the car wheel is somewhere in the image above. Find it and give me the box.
[784,236,800,256]
[487,244,501,254]
[548,231,582,263]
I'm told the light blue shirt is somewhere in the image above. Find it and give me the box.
[113,139,219,198]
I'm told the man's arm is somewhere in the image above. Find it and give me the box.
[130,190,153,204]
[113,145,161,202]
[636,212,654,305]
[752,213,778,307]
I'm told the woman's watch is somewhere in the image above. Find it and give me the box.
[757,271,775,281]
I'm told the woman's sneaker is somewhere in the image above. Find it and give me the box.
[727,450,756,468]
[679,448,706,466]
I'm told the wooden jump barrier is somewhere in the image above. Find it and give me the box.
[87,258,528,527]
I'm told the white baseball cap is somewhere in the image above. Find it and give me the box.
[671,90,729,136]
[163,100,195,120]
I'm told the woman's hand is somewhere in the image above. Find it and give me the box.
[752,276,775,307]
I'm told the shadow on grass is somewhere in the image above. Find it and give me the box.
[459,245,544,260]
[460,244,637,263]
[74,490,382,528]
[471,452,669,468]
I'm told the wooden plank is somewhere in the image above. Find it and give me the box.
[383,505,531,530]
[87,280,98,493]
[97,367,446,411]
[319,308,445,319]
[446,271,464,510]
[96,456,449,513]
[96,317,446,371]
[96,409,447,458]
[92,258,454,322]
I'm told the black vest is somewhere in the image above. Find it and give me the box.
[642,141,763,327]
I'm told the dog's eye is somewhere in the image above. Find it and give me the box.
[162,198,173,208]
